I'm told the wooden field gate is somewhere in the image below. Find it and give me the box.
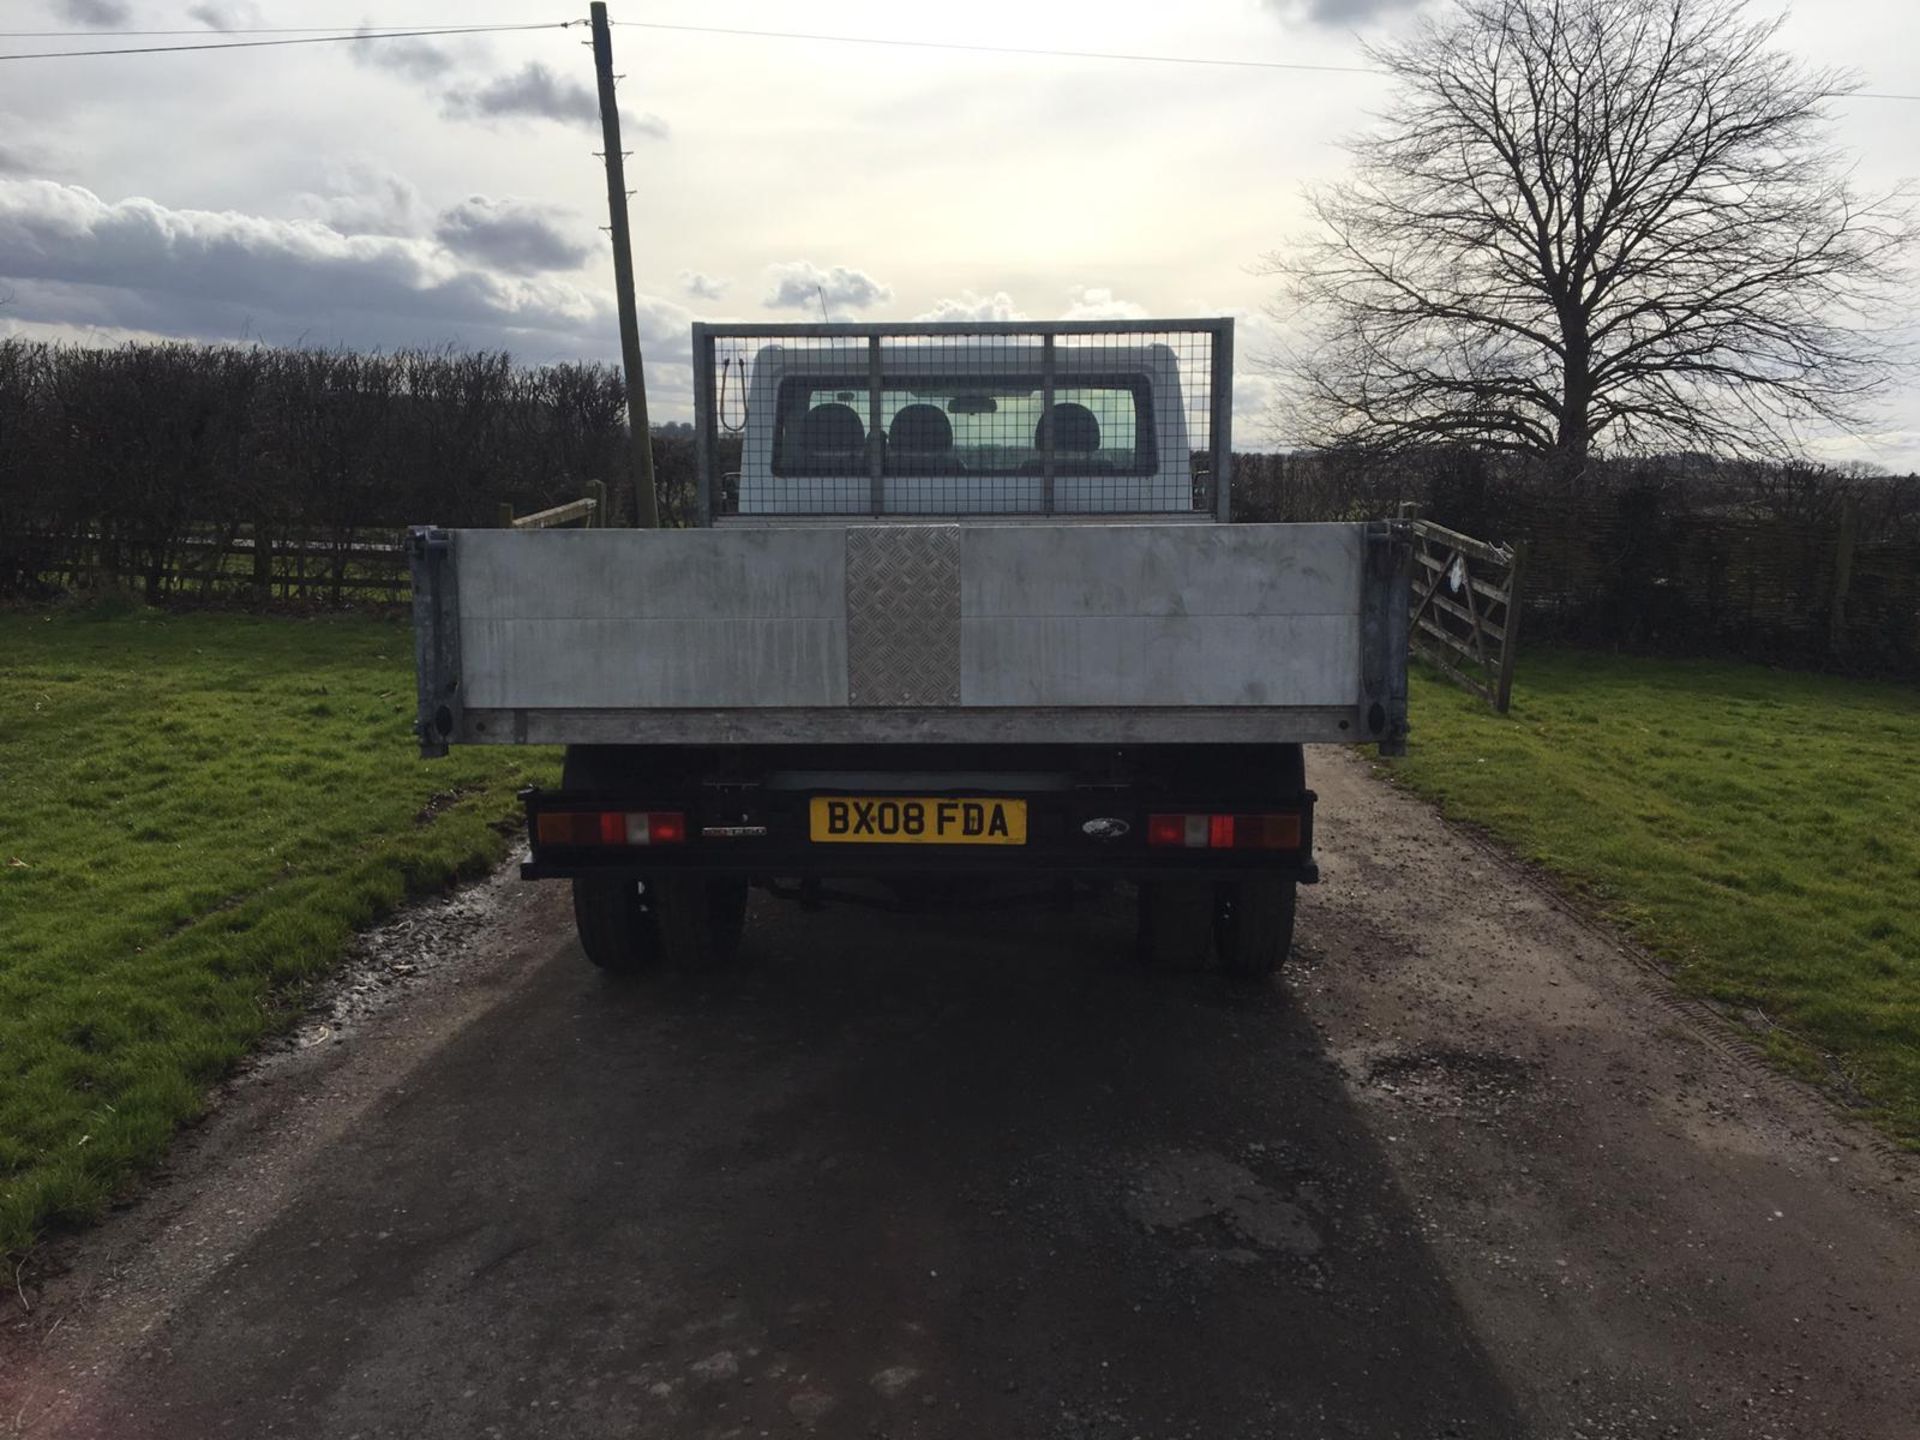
[1405,516,1526,713]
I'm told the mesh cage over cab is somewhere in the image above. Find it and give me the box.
[691,321,1234,522]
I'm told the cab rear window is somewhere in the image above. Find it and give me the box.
[771,376,1154,477]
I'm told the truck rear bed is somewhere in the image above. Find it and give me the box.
[409,519,1410,755]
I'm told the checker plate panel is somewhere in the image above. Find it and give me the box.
[845,526,961,706]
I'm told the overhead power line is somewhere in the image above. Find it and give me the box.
[0,22,575,61]
[612,19,1384,76]
[0,25,498,36]
[613,19,1920,100]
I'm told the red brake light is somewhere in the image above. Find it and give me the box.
[1147,814,1187,847]
[536,809,686,848]
[1146,812,1300,851]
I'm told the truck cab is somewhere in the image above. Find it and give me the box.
[410,320,1410,980]
[734,339,1194,515]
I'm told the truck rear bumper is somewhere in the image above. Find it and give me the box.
[520,857,1320,883]
[518,782,1319,885]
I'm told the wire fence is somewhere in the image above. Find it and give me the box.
[0,339,636,604]
[694,321,1231,521]
[1237,449,1920,679]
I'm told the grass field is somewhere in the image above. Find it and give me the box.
[0,604,553,1258]
[1388,650,1920,1146]
[5,612,1914,1262]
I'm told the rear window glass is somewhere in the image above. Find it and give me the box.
[771,376,1154,476]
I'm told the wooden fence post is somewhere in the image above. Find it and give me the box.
[251,522,271,601]
[587,479,607,529]
[1829,496,1860,657]
[1495,541,1526,714]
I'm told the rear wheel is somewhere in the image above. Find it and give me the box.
[1138,879,1218,971]
[571,877,661,974]
[563,744,664,974]
[654,875,749,970]
[1216,876,1297,981]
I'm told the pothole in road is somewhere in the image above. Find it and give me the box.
[1124,1150,1323,1260]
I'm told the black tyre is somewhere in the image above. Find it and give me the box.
[562,744,664,974]
[654,875,749,970]
[571,877,662,974]
[1138,879,1218,971]
[1216,876,1297,981]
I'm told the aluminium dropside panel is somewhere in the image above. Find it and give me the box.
[410,521,1410,754]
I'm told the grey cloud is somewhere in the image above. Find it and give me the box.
[0,145,36,177]
[0,177,690,365]
[187,1,260,29]
[442,61,669,138]
[618,109,671,141]
[764,261,893,313]
[350,28,457,81]
[294,162,427,237]
[59,0,132,25]
[679,271,729,301]
[1264,0,1426,24]
[345,42,669,139]
[445,62,594,124]
[916,290,1026,323]
[434,196,590,276]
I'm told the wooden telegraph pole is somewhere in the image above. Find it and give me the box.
[589,2,660,528]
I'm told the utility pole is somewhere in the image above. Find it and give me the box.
[590,2,659,528]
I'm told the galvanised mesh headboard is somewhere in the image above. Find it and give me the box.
[691,319,1235,523]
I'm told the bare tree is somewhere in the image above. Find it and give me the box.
[1264,0,1913,471]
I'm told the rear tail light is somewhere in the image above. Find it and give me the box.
[644,811,687,844]
[535,810,687,848]
[1147,813,1194,848]
[1145,812,1300,851]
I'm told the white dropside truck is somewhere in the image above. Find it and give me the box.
[410,320,1410,978]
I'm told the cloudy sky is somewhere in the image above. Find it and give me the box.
[1,0,1916,464]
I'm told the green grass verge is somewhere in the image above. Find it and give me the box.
[0,605,555,1258]
[1385,649,1920,1145]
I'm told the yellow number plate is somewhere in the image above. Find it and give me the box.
[809,796,1027,846]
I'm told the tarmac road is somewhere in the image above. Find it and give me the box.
[5,751,1918,1439]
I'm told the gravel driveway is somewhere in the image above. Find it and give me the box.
[5,750,1916,1439]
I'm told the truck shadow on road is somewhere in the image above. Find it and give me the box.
[80,890,1528,1440]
